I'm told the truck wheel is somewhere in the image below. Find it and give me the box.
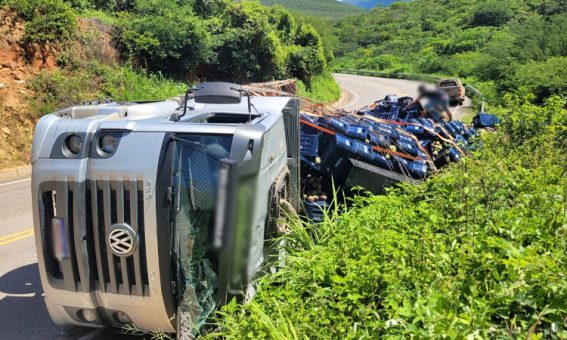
[264,168,297,273]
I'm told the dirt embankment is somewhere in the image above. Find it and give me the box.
[0,10,57,169]
[0,10,117,170]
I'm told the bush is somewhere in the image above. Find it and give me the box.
[512,57,567,104]
[114,6,211,77]
[470,1,514,27]
[7,0,77,43]
[297,74,340,103]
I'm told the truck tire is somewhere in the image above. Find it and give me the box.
[264,167,297,273]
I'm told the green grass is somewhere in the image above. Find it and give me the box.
[297,74,341,103]
[210,96,567,338]
[261,0,366,19]
[28,62,185,115]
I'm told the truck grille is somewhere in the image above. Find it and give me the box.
[38,179,149,296]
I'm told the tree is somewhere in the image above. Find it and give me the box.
[470,1,514,27]
[114,7,212,77]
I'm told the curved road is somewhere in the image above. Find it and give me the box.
[332,73,472,120]
[0,74,471,339]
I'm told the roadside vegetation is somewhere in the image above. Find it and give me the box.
[212,95,567,338]
[0,0,339,168]
[1,0,339,112]
[334,0,567,105]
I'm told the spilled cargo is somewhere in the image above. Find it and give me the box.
[299,94,498,220]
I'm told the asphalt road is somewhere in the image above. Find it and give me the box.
[0,74,470,339]
[332,73,472,120]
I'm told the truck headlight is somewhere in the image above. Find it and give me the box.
[100,134,117,154]
[65,134,83,155]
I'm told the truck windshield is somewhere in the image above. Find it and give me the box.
[171,134,232,332]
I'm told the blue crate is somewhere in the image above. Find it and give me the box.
[304,200,329,223]
[393,155,410,173]
[468,127,480,138]
[353,140,382,164]
[418,118,438,129]
[301,114,319,124]
[369,133,391,148]
[448,147,461,162]
[374,124,399,139]
[409,160,428,179]
[335,134,359,155]
[329,118,348,133]
[344,125,369,140]
[405,124,425,136]
[444,122,459,137]
[373,153,394,170]
[420,139,432,149]
[473,113,499,128]
[300,155,321,172]
[454,134,467,145]
[300,133,320,157]
[397,140,420,157]
[453,121,467,134]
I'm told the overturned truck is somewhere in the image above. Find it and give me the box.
[31,83,301,338]
[31,82,493,338]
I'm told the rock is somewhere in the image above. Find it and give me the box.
[1,127,11,135]
[14,80,25,85]
[0,83,5,89]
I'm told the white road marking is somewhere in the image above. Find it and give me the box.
[0,177,31,187]
[336,83,360,109]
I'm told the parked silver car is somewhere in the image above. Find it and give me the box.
[31,83,301,338]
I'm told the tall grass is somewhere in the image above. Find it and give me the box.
[95,64,186,101]
[28,62,186,115]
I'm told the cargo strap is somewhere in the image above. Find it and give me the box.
[300,118,427,162]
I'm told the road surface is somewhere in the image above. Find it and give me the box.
[0,73,470,339]
[332,73,472,120]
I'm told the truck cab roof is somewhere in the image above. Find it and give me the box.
[49,95,293,133]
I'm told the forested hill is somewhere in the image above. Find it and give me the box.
[334,0,567,104]
[340,0,399,9]
[261,0,365,18]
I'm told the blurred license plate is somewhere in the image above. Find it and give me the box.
[52,217,69,260]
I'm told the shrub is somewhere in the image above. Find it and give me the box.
[113,8,211,77]
[470,1,514,27]
[511,57,567,104]
[297,74,340,103]
[7,0,77,44]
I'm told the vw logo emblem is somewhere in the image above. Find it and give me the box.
[107,223,138,257]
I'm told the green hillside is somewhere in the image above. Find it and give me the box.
[334,0,567,104]
[261,0,366,19]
